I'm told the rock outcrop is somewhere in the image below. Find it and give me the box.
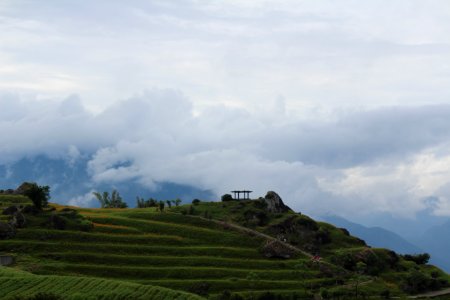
[0,222,16,239]
[0,255,14,266]
[264,191,291,213]
[260,239,295,259]
[2,205,18,215]
[10,212,26,228]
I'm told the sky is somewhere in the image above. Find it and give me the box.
[1,0,450,218]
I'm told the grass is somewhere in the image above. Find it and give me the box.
[0,267,203,300]
[1,196,449,299]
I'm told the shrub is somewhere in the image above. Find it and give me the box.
[221,194,233,202]
[48,214,67,230]
[23,183,50,210]
[79,219,94,231]
[253,198,268,209]
[315,228,331,245]
[402,253,430,265]
[188,282,210,296]
[93,190,127,208]
[402,269,432,293]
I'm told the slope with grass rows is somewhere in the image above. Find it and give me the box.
[0,267,203,300]
[0,203,322,297]
[1,196,449,299]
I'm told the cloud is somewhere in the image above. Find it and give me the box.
[2,90,448,217]
[1,1,450,112]
[1,1,450,217]
[259,105,450,168]
[68,190,97,208]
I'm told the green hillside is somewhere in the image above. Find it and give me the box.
[1,193,449,299]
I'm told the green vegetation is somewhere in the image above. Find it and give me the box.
[1,192,449,299]
[92,190,128,208]
[0,267,201,299]
[221,194,233,202]
[21,183,50,210]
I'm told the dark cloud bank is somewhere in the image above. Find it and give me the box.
[2,90,450,220]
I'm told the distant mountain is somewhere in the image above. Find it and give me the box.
[417,219,450,273]
[0,155,214,207]
[321,215,424,255]
[347,205,448,240]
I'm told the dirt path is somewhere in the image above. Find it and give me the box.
[409,287,450,298]
[210,218,313,258]
[196,215,450,299]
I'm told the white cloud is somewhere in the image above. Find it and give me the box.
[68,190,97,208]
[1,1,450,111]
[2,90,450,217]
[1,1,450,218]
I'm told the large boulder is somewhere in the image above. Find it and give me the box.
[260,239,295,259]
[0,222,16,239]
[264,191,291,213]
[9,212,26,229]
[0,255,14,266]
[2,205,18,215]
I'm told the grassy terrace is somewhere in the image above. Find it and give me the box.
[0,267,202,300]
[0,201,320,298]
[1,195,449,299]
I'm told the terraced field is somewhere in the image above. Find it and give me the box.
[1,207,324,298]
[0,267,202,299]
[1,195,449,299]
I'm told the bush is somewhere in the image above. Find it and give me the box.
[23,183,50,210]
[93,190,127,208]
[402,253,430,265]
[188,282,210,296]
[48,214,67,230]
[221,194,233,202]
[402,269,432,293]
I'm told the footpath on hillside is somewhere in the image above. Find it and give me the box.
[198,215,450,299]
[409,287,450,298]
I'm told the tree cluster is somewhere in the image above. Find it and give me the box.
[401,253,430,265]
[92,190,127,208]
[136,197,181,209]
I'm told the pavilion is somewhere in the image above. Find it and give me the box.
[231,190,252,200]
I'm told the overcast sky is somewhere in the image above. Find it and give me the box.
[1,0,450,218]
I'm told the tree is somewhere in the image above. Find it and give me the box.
[136,196,145,208]
[23,183,50,210]
[402,253,430,265]
[166,200,172,208]
[159,200,165,212]
[93,190,127,208]
[148,198,157,207]
[221,194,233,202]
[93,191,110,208]
[175,198,182,206]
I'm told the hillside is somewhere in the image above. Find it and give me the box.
[1,191,449,299]
[321,215,424,255]
[418,220,450,273]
